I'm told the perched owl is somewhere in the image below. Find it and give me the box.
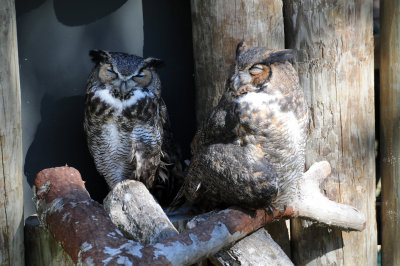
[84,50,182,204]
[172,42,308,211]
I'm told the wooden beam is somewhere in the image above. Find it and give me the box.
[284,1,376,265]
[0,0,24,264]
[380,0,400,265]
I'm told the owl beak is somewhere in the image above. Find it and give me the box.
[120,81,128,96]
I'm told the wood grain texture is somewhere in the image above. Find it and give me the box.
[284,1,376,265]
[210,228,294,266]
[0,0,24,265]
[25,216,74,266]
[190,0,284,125]
[380,0,400,265]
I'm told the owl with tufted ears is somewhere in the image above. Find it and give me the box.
[172,42,308,211]
[84,50,182,204]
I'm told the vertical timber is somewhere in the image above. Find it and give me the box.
[0,0,24,265]
[380,0,400,265]
[284,1,376,265]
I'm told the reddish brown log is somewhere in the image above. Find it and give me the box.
[34,167,285,265]
[33,165,365,265]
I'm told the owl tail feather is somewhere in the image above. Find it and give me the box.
[167,185,187,212]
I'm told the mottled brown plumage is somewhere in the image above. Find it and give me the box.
[84,50,182,204]
[172,42,308,211]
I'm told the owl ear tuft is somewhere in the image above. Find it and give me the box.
[236,41,248,58]
[143,57,164,69]
[89,50,109,63]
[265,49,294,64]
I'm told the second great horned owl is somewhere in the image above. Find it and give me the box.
[172,42,308,211]
[84,50,181,202]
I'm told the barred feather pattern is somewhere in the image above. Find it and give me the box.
[172,43,308,211]
[84,51,182,204]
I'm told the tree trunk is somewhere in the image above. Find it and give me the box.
[0,0,24,265]
[380,0,400,265]
[284,1,376,265]
[190,0,291,257]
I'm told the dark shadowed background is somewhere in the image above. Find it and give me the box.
[16,0,195,218]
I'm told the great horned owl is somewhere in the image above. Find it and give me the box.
[84,50,182,203]
[172,42,308,211]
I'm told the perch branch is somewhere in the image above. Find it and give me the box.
[33,162,365,265]
[103,180,178,245]
[291,161,366,231]
[33,167,287,265]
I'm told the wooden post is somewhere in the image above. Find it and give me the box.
[0,0,24,265]
[190,0,292,256]
[380,0,400,265]
[284,1,376,265]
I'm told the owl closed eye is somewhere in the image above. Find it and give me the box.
[84,50,182,205]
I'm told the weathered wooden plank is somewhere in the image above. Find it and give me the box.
[190,0,291,257]
[284,1,376,265]
[380,0,400,265]
[0,0,24,265]
[24,216,74,266]
[210,228,294,266]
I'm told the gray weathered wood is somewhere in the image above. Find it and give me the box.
[32,164,363,265]
[284,1,376,265]
[0,0,24,264]
[103,180,178,245]
[190,0,291,257]
[210,228,294,266]
[24,216,74,266]
[33,166,290,265]
[380,0,400,265]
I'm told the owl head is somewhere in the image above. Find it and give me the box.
[88,50,163,100]
[228,42,294,96]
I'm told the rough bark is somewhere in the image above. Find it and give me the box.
[0,0,24,264]
[24,216,74,266]
[32,165,364,265]
[103,180,178,245]
[190,0,291,256]
[210,228,293,266]
[380,0,400,265]
[284,1,376,265]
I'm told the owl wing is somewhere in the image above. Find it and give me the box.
[183,143,279,210]
[152,99,184,205]
[194,92,240,152]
